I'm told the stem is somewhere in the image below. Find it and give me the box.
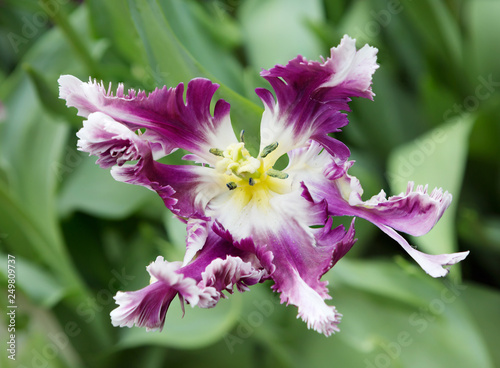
[40,0,100,77]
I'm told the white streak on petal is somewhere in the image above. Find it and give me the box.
[77,112,148,168]
[200,256,265,293]
[379,225,470,277]
[110,256,218,332]
[183,217,210,266]
[322,35,379,95]
[283,270,341,336]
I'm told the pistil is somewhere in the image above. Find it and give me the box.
[210,142,289,191]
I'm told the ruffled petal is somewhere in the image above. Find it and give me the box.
[321,34,379,94]
[257,35,378,162]
[326,176,454,237]
[76,111,225,217]
[59,75,237,163]
[286,141,469,277]
[313,216,357,273]
[77,112,150,168]
[111,228,271,331]
[273,215,356,336]
[177,222,270,307]
[183,216,211,266]
[111,154,225,217]
[110,256,206,331]
[206,185,355,335]
[199,256,265,296]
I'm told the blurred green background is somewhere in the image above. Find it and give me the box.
[1,0,499,367]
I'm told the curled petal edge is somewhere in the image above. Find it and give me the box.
[379,225,470,278]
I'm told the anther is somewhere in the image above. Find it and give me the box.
[209,148,224,157]
[249,178,255,186]
[266,168,289,179]
[240,130,245,143]
[260,142,279,158]
[226,182,237,190]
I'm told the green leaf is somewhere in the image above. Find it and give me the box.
[158,0,245,94]
[465,1,500,83]
[40,0,99,74]
[86,0,144,66]
[462,283,500,367]
[0,6,93,102]
[117,292,243,349]
[348,68,422,157]
[0,253,66,308]
[162,211,188,259]
[403,0,462,68]
[239,0,324,70]
[1,294,86,368]
[126,0,263,153]
[127,0,202,87]
[0,75,73,268]
[387,116,474,255]
[309,259,496,368]
[337,0,375,45]
[58,153,156,219]
[24,63,81,125]
[333,259,430,309]
[0,181,61,269]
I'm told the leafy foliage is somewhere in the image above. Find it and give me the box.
[0,0,499,367]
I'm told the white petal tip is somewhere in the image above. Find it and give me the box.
[423,250,470,278]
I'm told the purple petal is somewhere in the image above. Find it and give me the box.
[257,35,378,161]
[176,222,270,304]
[59,75,237,163]
[268,217,356,336]
[326,177,453,237]
[111,154,225,217]
[183,216,211,265]
[76,112,218,218]
[199,255,266,297]
[286,141,469,277]
[314,216,357,271]
[77,112,150,168]
[206,185,355,335]
[111,228,270,331]
[77,112,223,218]
[110,257,207,331]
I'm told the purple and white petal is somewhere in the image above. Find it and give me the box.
[110,256,206,331]
[111,155,226,217]
[110,231,269,331]
[286,143,469,277]
[59,75,238,164]
[77,112,150,168]
[325,177,454,237]
[285,270,342,335]
[321,34,379,95]
[379,225,469,277]
[257,35,378,161]
[271,213,356,336]
[178,222,270,307]
[183,216,211,266]
[198,256,266,297]
[206,185,355,335]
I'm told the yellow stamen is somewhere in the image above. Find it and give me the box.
[211,142,291,208]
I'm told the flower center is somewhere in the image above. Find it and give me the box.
[210,141,289,192]
[214,142,262,185]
